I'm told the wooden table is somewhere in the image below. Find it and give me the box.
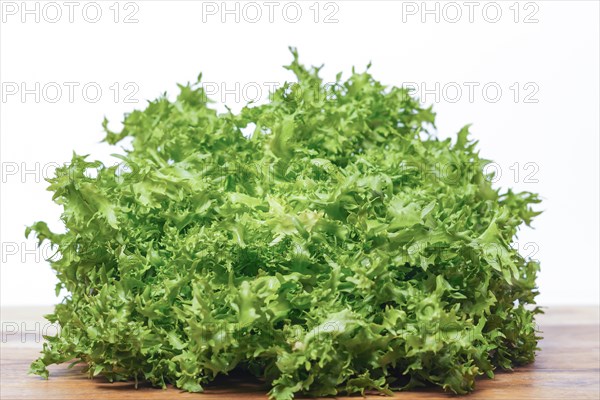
[1,306,598,399]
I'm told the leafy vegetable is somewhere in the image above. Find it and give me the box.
[29,48,541,399]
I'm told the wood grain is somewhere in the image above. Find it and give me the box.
[1,306,598,399]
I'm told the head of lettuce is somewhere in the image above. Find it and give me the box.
[28,49,541,399]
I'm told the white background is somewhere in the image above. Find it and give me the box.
[1,1,598,306]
